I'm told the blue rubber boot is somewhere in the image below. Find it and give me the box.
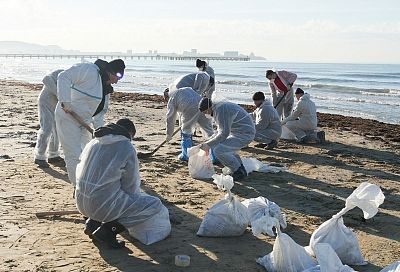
[209,149,220,165]
[178,132,193,161]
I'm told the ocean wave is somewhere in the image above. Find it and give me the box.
[312,95,400,106]
[298,83,400,95]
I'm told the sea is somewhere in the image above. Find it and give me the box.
[0,58,399,124]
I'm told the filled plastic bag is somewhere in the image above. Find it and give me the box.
[380,261,400,272]
[257,223,316,272]
[197,174,249,237]
[242,196,287,236]
[242,158,287,174]
[309,182,385,266]
[188,145,215,180]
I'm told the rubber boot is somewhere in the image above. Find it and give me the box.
[232,166,246,181]
[84,218,102,237]
[266,140,278,150]
[178,131,193,161]
[209,149,220,165]
[34,159,49,168]
[92,221,126,249]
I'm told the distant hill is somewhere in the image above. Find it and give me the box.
[0,41,80,54]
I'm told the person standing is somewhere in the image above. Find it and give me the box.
[266,69,297,119]
[196,58,215,98]
[55,59,125,186]
[34,69,64,168]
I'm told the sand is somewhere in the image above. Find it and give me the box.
[0,80,399,272]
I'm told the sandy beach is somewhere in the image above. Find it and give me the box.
[0,80,399,272]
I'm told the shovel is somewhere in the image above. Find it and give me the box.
[137,127,180,159]
[68,109,94,135]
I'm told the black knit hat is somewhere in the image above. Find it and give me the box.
[108,59,126,79]
[196,59,206,68]
[252,91,265,101]
[295,88,304,94]
[198,97,212,112]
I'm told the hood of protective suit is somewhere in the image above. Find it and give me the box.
[94,123,131,140]
[300,93,311,101]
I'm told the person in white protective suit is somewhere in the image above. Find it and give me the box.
[281,88,322,142]
[164,87,216,162]
[198,98,255,181]
[55,59,125,186]
[196,58,215,98]
[170,71,211,97]
[251,91,282,149]
[266,69,297,119]
[75,119,171,249]
[34,69,65,168]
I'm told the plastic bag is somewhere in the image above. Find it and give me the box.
[242,158,287,174]
[197,174,249,237]
[257,224,316,272]
[242,196,287,236]
[380,261,400,272]
[309,182,385,266]
[188,145,215,180]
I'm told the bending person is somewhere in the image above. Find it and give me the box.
[266,69,297,119]
[170,71,211,97]
[251,92,282,149]
[34,69,65,168]
[198,98,255,181]
[56,59,125,186]
[75,119,171,248]
[164,87,215,162]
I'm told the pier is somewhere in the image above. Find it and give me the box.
[0,54,250,61]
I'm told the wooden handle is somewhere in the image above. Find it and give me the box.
[150,127,181,155]
[68,110,94,134]
[36,210,81,218]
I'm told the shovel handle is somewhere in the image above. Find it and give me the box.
[150,127,181,155]
[68,110,94,135]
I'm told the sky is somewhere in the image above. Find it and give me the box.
[1,0,399,63]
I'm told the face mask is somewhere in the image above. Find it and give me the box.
[205,114,212,119]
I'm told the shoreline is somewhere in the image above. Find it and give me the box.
[3,79,399,145]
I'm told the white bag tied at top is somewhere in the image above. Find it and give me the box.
[188,145,215,180]
[309,182,385,266]
[242,196,287,237]
[197,174,249,237]
[257,223,316,272]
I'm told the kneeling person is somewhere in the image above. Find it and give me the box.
[198,98,255,181]
[75,118,171,248]
[251,92,282,149]
[281,88,319,142]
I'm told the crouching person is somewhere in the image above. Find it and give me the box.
[75,118,171,248]
[251,92,282,149]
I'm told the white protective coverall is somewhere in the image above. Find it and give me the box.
[55,63,103,186]
[204,65,215,98]
[34,69,64,160]
[252,99,282,144]
[171,72,210,96]
[269,70,297,119]
[282,93,318,140]
[75,134,171,245]
[206,102,255,172]
[166,87,214,138]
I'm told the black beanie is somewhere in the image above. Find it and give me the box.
[196,59,206,68]
[108,59,126,78]
[252,91,265,101]
[295,88,304,94]
[198,97,212,112]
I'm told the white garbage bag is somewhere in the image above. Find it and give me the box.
[242,158,287,174]
[188,145,215,180]
[257,223,316,272]
[380,261,400,272]
[242,196,287,236]
[313,243,356,272]
[197,174,249,237]
[309,182,385,266]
